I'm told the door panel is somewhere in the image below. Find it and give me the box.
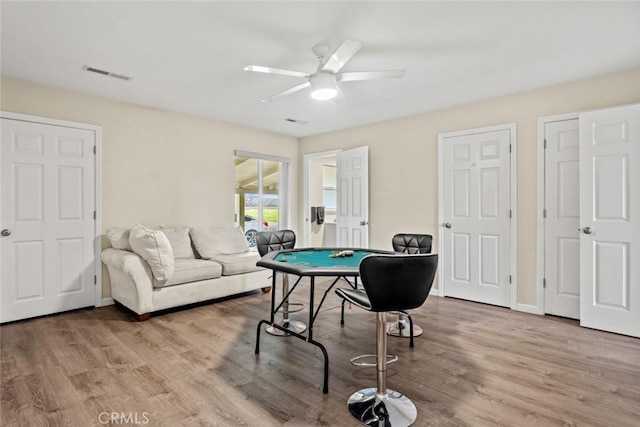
[557,238,580,297]
[1,118,96,323]
[452,171,470,217]
[579,104,639,337]
[452,233,470,283]
[544,119,580,319]
[15,240,45,300]
[479,234,500,286]
[442,128,511,307]
[336,146,369,248]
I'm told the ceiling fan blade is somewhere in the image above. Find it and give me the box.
[244,65,310,79]
[321,39,363,74]
[339,70,406,82]
[261,81,311,102]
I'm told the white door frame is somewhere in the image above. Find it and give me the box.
[536,112,580,316]
[302,149,341,247]
[0,111,104,308]
[438,123,518,310]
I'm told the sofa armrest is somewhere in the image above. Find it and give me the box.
[101,248,153,315]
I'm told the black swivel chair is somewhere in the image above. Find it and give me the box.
[388,234,433,341]
[256,230,306,335]
[336,253,438,426]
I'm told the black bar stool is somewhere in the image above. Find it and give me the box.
[335,253,437,426]
[387,233,433,342]
[257,230,306,335]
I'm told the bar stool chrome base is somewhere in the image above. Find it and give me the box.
[266,319,307,336]
[387,315,423,337]
[347,388,417,426]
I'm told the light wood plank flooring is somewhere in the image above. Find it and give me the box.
[1,279,639,426]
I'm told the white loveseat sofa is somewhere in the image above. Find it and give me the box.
[101,225,271,320]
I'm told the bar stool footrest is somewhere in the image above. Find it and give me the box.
[350,353,398,367]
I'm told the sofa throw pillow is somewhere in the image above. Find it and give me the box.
[106,227,132,251]
[162,227,195,259]
[190,226,250,258]
[129,224,175,284]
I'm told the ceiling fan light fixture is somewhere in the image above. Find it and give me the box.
[310,72,338,101]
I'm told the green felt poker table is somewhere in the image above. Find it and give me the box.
[255,247,393,394]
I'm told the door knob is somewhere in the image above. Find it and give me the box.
[1,229,11,237]
[582,227,593,235]
[444,223,452,229]
[360,221,369,226]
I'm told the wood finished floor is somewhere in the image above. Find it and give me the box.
[1,279,639,426]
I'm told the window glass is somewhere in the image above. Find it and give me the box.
[234,154,288,248]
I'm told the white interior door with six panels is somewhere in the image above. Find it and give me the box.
[544,118,581,319]
[579,103,640,337]
[442,128,512,307]
[1,118,96,323]
[336,146,369,248]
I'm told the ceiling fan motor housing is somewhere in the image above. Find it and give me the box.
[310,72,338,100]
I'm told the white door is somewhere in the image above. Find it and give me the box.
[544,119,581,319]
[1,118,96,323]
[579,104,640,338]
[336,146,369,248]
[441,128,512,307]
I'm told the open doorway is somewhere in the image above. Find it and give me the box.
[303,151,338,247]
[303,147,370,248]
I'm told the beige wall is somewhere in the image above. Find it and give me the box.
[0,77,299,299]
[298,68,640,308]
[3,69,639,307]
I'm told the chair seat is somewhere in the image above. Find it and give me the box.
[335,288,371,310]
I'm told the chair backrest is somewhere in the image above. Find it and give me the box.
[359,253,438,312]
[392,233,433,254]
[256,230,296,256]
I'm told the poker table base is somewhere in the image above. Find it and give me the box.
[255,248,393,394]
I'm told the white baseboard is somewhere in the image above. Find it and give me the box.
[99,297,115,307]
[514,303,543,315]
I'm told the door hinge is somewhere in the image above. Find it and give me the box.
[509,144,512,153]
[93,211,96,220]
[93,145,96,155]
[543,139,547,149]
[509,209,512,218]
[94,275,97,285]
[543,278,546,288]
[509,275,512,284]
[543,208,547,218]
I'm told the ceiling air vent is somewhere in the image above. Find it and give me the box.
[284,118,308,125]
[82,65,132,81]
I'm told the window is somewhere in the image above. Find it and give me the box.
[234,151,290,248]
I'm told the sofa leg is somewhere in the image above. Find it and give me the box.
[261,287,272,294]
[137,313,151,321]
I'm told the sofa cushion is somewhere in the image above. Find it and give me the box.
[153,259,223,288]
[106,227,132,251]
[162,227,195,259]
[190,227,249,258]
[129,224,175,284]
[207,252,262,276]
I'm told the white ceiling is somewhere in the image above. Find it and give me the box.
[2,1,639,137]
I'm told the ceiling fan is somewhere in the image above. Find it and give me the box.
[244,39,405,102]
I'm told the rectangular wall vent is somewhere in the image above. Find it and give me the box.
[83,65,132,81]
